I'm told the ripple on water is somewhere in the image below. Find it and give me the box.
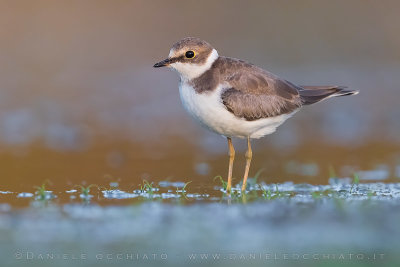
[102,190,139,199]
[17,192,34,198]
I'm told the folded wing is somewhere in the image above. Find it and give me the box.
[221,76,302,121]
[219,57,358,121]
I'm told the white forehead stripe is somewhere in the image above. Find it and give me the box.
[170,49,219,81]
[168,49,176,58]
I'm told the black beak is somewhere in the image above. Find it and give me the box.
[153,58,172,68]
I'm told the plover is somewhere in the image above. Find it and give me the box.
[154,37,358,193]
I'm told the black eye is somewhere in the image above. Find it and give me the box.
[185,50,195,58]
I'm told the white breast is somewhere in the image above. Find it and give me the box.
[178,82,297,139]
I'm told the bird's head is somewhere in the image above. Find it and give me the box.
[153,37,219,81]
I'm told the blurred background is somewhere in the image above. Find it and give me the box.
[0,0,400,197]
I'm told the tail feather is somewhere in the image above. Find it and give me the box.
[299,85,359,105]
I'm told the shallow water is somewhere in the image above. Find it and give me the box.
[1,0,400,209]
[1,180,400,267]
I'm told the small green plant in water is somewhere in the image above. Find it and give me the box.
[274,184,287,198]
[311,189,336,199]
[137,180,161,199]
[214,175,228,191]
[312,191,323,199]
[261,187,273,200]
[176,181,191,193]
[176,181,192,200]
[75,184,98,198]
[260,184,293,200]
[142,180,153,191]
[34,180,52,201]
[142,180,160,195]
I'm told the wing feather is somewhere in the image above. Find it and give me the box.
[219,58,302,120]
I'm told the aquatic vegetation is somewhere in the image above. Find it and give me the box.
[175,181,191,196]
[214,169,265,195]
[6,177,400,207]
[214,175,228,191]
[138,180,159,194]
[4,181,400,266]
[34,180,55,201]
[311,191,323,199]
[261,187,273,200]
[182,181,192,192]
[311,189,337,199]
[260,184,295,200]
[137,180,160,198]
[74,184,98,201]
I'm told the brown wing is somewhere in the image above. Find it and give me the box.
[219,58,302,121]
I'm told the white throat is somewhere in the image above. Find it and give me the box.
[170,49,219,81]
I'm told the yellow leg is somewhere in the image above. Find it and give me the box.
[241,137,252,192]
[226,137,235,194]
